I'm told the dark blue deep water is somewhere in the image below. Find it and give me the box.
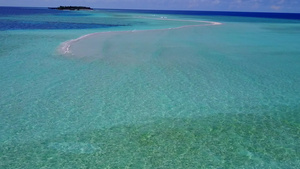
[1,7,300,31]
[107,8,300,20]
[0,7,128,30]
[0,7,62,16]
[0,19,128,30]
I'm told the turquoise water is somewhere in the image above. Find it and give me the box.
[1,8,300,168]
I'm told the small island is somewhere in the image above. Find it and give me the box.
[49,6,93,10]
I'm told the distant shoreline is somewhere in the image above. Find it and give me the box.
[48,6,93,10]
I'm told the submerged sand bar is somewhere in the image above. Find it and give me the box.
[59,17,222,56]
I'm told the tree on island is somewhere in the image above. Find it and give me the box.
[49,6,93,10]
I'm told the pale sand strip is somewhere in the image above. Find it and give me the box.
[59,17,222,55]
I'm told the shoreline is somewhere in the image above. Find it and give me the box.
[58,17,222,55]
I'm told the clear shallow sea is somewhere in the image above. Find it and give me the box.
[0,7,300,168]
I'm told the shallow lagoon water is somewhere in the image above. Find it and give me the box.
[0,7,300,168]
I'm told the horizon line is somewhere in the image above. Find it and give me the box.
[1,5,300,14]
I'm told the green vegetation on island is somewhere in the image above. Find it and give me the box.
[49,6,93,10]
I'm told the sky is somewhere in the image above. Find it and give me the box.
[0,0,299,13]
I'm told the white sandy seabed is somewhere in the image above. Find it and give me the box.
[58,17,222,57]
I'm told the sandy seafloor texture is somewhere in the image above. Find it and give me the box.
[0,7,300,168]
